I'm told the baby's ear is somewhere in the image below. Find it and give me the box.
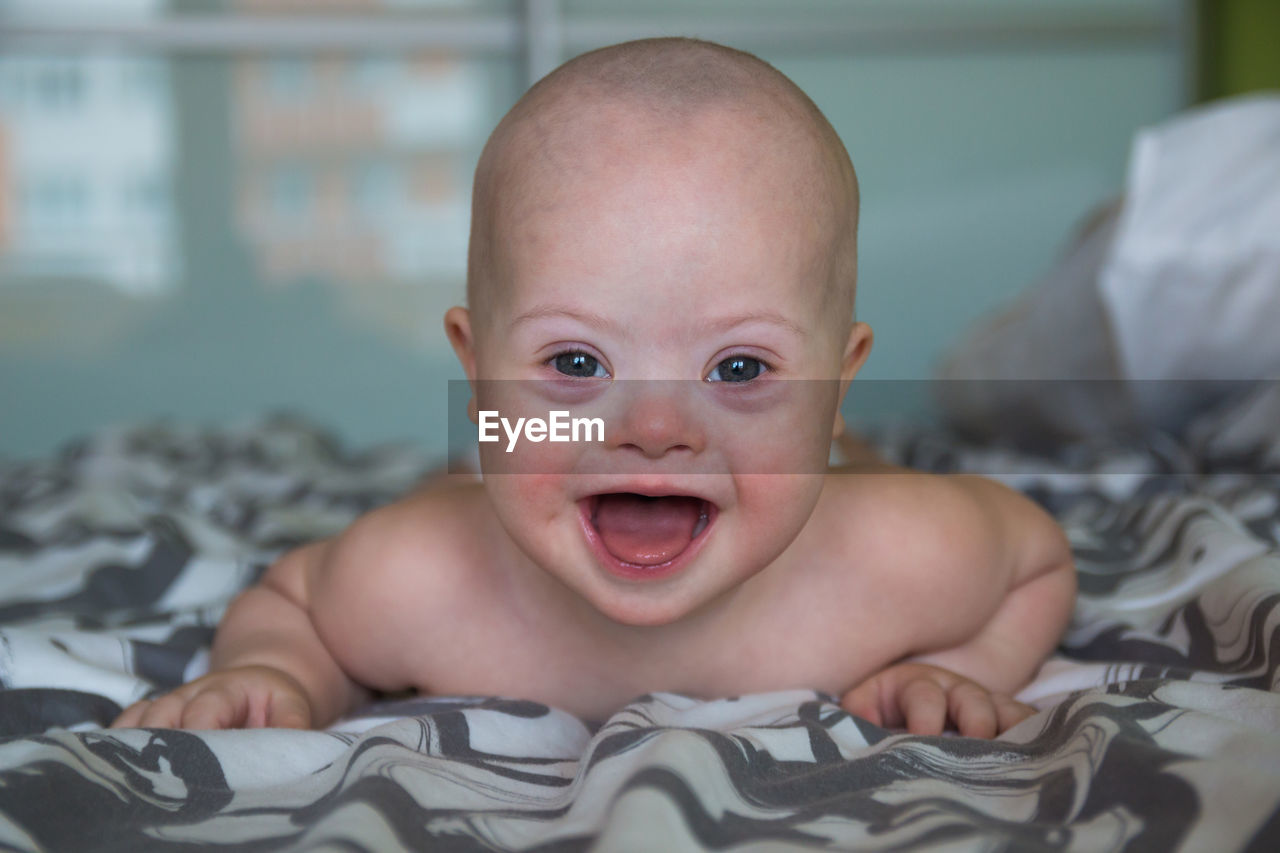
[444,306,478,382]
[840,321,873,383]
[833,322,873,440]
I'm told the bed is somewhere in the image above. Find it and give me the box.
[2,389,1279,851]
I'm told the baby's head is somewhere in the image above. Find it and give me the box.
[447,38,872,626]
[453,37,863,365]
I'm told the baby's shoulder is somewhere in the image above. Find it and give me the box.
[311,483,499,629]
[815,463,969,529]
[322,482,493,584]
[807,465,1013,589]
[303,483,503,688]
[785,468,1020,653]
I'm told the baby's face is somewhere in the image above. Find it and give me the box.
[451,104,868,626]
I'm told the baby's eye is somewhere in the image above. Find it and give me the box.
[707,356,767,382]
[552,351,608,378]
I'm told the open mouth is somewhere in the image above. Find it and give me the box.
[580,492,716,576]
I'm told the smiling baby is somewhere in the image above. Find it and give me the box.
[113,38,1076,738]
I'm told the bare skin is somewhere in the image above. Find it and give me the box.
[114,464,1072,734]
[113,38,1076,738]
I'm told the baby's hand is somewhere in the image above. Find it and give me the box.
[111,665,314,730]
[840,662,1035,738]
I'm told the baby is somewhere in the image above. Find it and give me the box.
[113,38,1075,738]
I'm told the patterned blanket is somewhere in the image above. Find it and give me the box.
[2,394,1279,851]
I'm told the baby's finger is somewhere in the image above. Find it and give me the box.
[839,682,884,728]
[181,687,243,730]
[900,678,948,736]
[266,692,312,730]
[947,683,997,739]
[111,700,151,729]
[135,692,190,729]
[993,694,1037,733]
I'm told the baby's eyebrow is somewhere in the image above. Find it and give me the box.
[703,311,807,338]
[510,305,623,335]
[509,305,805,339]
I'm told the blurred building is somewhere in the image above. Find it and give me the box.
[0,0,175,294]
[0,0,1199,459]
[231,0,481,289]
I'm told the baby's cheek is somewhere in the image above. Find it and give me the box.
[483,471,578,569]
[510,471,567,510]
[485,467,566,511]
[735,472,823,507]
[479,428,586,478]
[731,473,825,553]
[716,388,835,476]
[721,426,829,476]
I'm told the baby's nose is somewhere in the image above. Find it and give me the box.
[611,382,705,459]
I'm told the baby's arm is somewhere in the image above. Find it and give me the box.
[907,478,1076,693]
[112,539,373,729]
[841,473,1076,737]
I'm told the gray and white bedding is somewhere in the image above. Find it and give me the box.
[2,393,1279,851]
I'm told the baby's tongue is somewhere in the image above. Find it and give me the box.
[593,494,701,566]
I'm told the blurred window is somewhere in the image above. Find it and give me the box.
[37,62,84,110]
[267,58,312,102]
[351,56,403,92]
[270,165,314,223]
[355,160,402,222]
[120,59,164,103]
[125,173,168,222]
[21,174,88,226]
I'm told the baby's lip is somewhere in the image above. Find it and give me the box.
[577,481,721,509]
[581,492,717,517]
[578,490,719,575]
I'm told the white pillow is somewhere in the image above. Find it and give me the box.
[936,94,1280,442]
[1100,94,1280,427]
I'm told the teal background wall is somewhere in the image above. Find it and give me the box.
[0,0,1189,460]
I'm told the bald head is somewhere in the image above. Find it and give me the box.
[466,38,859,330]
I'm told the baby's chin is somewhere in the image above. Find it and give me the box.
[550,524,792,629]
[571,567,753,628]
